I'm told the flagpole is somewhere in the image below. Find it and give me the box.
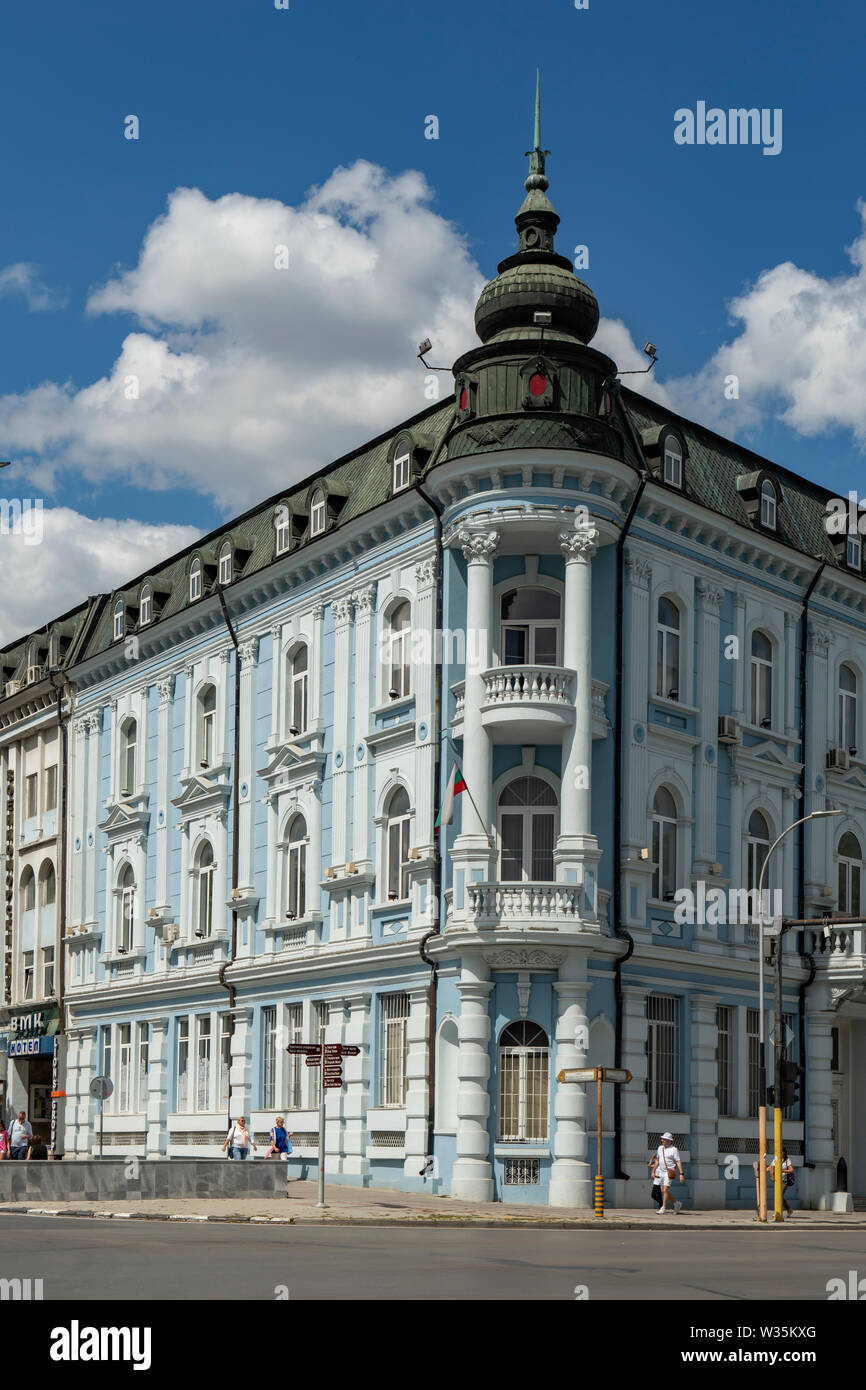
[440,740,493,847]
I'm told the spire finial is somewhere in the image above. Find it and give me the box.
[533,68,541,151]
[525,69,550,191]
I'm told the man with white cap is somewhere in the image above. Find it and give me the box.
[656,1131,684,1213]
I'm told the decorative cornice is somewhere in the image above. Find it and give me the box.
[483,948,564,969]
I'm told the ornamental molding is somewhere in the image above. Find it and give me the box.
[807,624,832,656]
[414,558,439,590]
[560,523,599,561]
[238,637,259,668]
[483,948,564,970]
[624,552,651,589]
[331,595,354,626]
[450,527,500,564]
[352,584,377,615]
[696,580,725,609]
[157,675,176,704]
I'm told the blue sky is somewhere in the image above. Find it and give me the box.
[1,0,866,641]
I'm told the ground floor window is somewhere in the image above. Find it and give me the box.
[497,1020,549,1142]
[647,994,680,1111]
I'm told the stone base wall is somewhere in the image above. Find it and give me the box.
[0,1159,287,1202]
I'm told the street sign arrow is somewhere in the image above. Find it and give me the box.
[305,1055,322,1067]
[556,1066,633,1084]
[340,1045,360,1056]
[323,1077,343,1088]
[323,1065,343,1076]
[287,1043,322,1055]
[323,1044,343,1056]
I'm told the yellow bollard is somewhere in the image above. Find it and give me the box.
[594,1174,604,1217]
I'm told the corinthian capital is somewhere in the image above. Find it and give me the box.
[560,523,599,561]
[696,580,725,610]
[352,584,377,616]
[624,550,652,590]
[452,527,499,564]
[331,595,354,626]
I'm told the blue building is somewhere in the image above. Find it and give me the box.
[2,118,864,1209]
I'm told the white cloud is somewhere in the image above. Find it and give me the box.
[0,262,66,312]
[0,164,484,513]
[0,508,199,647]
[668,201,866,441]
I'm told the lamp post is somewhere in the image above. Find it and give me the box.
[754,808,842,1222]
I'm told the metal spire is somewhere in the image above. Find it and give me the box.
[525,69,550,190]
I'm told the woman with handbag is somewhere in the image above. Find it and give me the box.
[266,1116,293,1159]
[222,1116,257,1160]
[656,1131,685,1213]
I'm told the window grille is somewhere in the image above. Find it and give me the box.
[262,1006,277,1111]
[379,992,409,1107]
[747,1007,761,1118]
[646,994,680,1110]
[287,1004,303,1110]
[497,1020,549,1141]
[716,1006,734,1118]
[369,1131,404,1148]
[648,1131,689,1150]
[170,1130,229,1146]
[718,1136,803,1156]
[504,1157,540,1185]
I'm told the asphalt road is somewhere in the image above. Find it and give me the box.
[2,1215,864,1300]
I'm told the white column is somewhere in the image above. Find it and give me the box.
[228,1006,253,1120]
[556,524,600,905]
[694,583,724,876]
[451,953,494,1201]
[804,624,831,913]
[621,554,653,933]
[689,994,726,1207]
[403,983,431,1178]
[548,960,592,1207]
[731,594,746,720]
[237,639,259,895]
[330,596,354,878]
[155,677,174,911]
[801,992,836,1209]
[146,1018,170,1157]
[609,985,650,1208]
[341,993,371,1178]
[85,711,102,926]
[784,611,798,738]
[350,584,376,882]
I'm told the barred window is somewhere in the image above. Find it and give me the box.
[379,992,409,1107]
[646,994,680,1111]
[262,1006,277,1111]
[497,1020,549,1142]
[747,1007,761,1118]
[716,1006,734,1118]
[286,1004,303,1110]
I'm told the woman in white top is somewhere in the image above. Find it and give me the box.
[222,1116,257,1160]
[656,1131,684,1213]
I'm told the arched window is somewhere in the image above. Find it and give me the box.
[651,786,678,900]
[310,489,326,537]
[38,860,56,908]
[189,557,202,602]
[285,815,307,920]
[119,865,135,952]
[20,866,36,913]
[139,584,153,627]
[838,832,862,915]
[113,599,124,642]
[120,718,137,796]
[498,776,558,883]
[385,786,411,901]
[746,810,770,893]
[750,631,773,727]
[388,602,411,699]
[839,664,857,753]
[196,842,215,938]
[497,1020,549,1142]
[663,437,682,488]
[500,587,561,667]
[287,646,308,736]
[198,685,216,768]
[656,597,681,700]
[760,479,777,530]
[218,541,232,586]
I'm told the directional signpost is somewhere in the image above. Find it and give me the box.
[286,1041,361,1206]
[556,1066,632,1217]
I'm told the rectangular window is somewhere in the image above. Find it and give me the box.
[388,817,410,899]
[646,994,680,1111]
[196,1015,212,1111]
[847,534,861,570]
[44,765,57,812]
[102,1025,112,1102]
[663,446,682,488]
[118,1023,132,1113]
[176,1018,190,1113]
[25,773,38,819]
[136,1023,150,1113]
[219,1014,231,1113]
[716,1006,734,1118]
[42,946,55,998]
[262,1006,277,1111]
[393,452,411,492]
[651,818,677,900]
[275,510,290,555]
[287,1004,303,1110]
[23,951,34,1000]
[379,992,409,1107]
[747,1007,761,1118]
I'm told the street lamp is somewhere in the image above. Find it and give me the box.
[754,808,842,1222]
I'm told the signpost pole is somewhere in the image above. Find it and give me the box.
[316,1040,327,1209]
[99,1096,104,1159]
[594,1068,604,1218]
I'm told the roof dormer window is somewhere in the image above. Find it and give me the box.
[113,599,125,642]
[760,479,777,530]
[275,505,290,556]
[189,557,202,603]
[310,489,326,537]
[663,437,683,489]
[393,451,411,493]
[847,534,862,571]
[140,584,152,626]
[218,541,232,586]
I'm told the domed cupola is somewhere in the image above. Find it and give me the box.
[447,76,622,465]
[474,77,600,347]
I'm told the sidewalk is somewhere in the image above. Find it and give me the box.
[3,1180,865,1229]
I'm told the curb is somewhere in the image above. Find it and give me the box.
[2,1205,864,1231]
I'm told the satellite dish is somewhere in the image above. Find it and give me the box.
[90,1075,113,1101]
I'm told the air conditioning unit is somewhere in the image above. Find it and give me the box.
[827,747,850,772]
[163,922,180,944]
[717,715,738,744]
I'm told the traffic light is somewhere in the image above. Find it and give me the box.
[779,1059,801,1110]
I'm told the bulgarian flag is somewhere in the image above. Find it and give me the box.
[436,764,467,830]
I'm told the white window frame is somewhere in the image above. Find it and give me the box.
[275,506,290,556]
[119,869,135,953]
[839,664,857,752]
[198,685,216,768]
[385,790,411,901]
[262,1006,277,1111]
[310,490,326,536]
[140,585,152,626]
[189,558,202,602]
[847,534,862,570]
[218,542,232,586]
[42,945,55,998]
[650,789,678,901]
[838,834,862,916]
[176,1018,190,1113]
[118,1023,132,1113]
[196,844,215,938]
[288,646,308,736]
[286,1004,303,1110]
[23,951,35,1000]
[387,602,411,699]
[760,480,777,530]
[663,438,683,488]
[286,816,307,921]
[498,586,562,668]
[219,1013,231,1112]
[750,632,773,727]
[196,1014,212,1112]
[378,992,409,1107]
[655,596,681,700]
[497,776,559,884]
[393,451,411,492]
[120,719,137,797]
[746,812,771,893]
[113,600,124,641]
[136,1022,150,1113]
[497,1021,550,1142]
[25,773,38,820]
[44,764,57,813]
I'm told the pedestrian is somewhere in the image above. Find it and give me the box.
[656,1131,685,1213]
[648,1150,663,1208]
[222,1115,256,1159]
[266,1117,293,1159]
[767,1148,795,1218]
[27,1133,48,1160]
[8,1111,32,1160]
[0,1121,9,1160]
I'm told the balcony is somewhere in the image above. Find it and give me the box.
[466,881,582,929]
[803,924,866,999]
[452,670,609,745]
